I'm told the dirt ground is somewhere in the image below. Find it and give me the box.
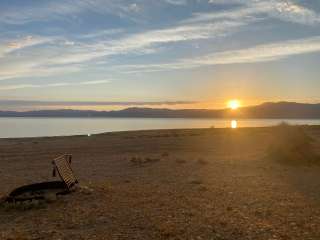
[1,126,320,240]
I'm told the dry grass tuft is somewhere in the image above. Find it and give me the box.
[1,199,47,211]
[130,156,161,166]
[188,179,203,185]
[197,158,208,165]
[3,232,30,240]
[176,159,186,164]
[161,152,169,157]
[268,123,319,165]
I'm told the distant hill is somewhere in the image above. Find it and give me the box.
[234,102,320,119]
[0,102,320,119]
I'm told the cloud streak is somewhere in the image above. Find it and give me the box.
[0,35,53,58]
[0,100,197,107]
[0,19,248,80]
[46,19,249,66]
[193,0,320,25]
[0,80,110,91]
[119,36,320,72]
[165,0,187,5]
[0,0,144,25]
[190,36,320,65]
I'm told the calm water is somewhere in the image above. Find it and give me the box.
[0,117,319,138]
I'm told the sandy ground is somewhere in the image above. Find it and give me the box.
[1,126,320,240]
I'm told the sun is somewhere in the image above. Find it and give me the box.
[228,100,240,110]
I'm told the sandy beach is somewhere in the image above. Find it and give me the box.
[1,126,320,240]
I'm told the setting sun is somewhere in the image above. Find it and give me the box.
[228,100,241,110]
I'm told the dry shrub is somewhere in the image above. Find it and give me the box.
[130,156,160,166]
[189,179,203,185]
[3,232,30,240]
[176,159,186,164]
[197,158,208,165]
[130,156,143,165]
[161,152,169,157]
[1,199,47,211]
[268,123,319,164]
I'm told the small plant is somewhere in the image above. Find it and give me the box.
[197,158,208,165]
[130,156,160,166]
[1,199,47,211]
[145,157,161,163]
[130,156,143,165]
[161,152,169,157]
[189,179,202,185]
[176,159,186,164]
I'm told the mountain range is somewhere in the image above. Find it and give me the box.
[0,102,320,119]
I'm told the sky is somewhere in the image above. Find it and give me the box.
[0,0,320,111]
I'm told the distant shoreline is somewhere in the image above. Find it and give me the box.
[0,122,320,140]
[1,116,320,119]
[1,102,320,119]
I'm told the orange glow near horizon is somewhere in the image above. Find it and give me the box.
[228,100,241,110]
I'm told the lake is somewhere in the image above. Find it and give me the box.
[0,117,319,138]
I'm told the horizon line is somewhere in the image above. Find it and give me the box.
[0,101,320,113]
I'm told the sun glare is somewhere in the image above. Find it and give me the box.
[228,100,240,110]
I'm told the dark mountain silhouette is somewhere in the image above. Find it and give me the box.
[0,102,319,119]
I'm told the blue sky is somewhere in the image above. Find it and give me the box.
[0,0,320,110]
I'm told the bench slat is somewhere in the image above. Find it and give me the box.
[52,154,78,190]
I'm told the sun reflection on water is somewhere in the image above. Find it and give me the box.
[231,120,238,129]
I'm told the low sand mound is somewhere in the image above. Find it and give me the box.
[268,123,319,164]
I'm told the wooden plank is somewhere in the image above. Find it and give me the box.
[53,154,78,190]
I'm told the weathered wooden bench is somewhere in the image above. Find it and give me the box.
[3,154,79,203]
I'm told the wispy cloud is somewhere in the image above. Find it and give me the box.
[0,19,248,80]
[0,35,53,58]
[197,0,320,25]
[118,36,320,72]
[2,0,317,26]
[0,0,144,25]
[0,62,82,81]
[80,80,111,85]
[165,0,187,5]
[0,34,87,80]
[189,36,320,65]
[0,79,110,91]
[49,19,248,65]
[0,100,197,107]
[127,3,141,13]
[79,29,124,39]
